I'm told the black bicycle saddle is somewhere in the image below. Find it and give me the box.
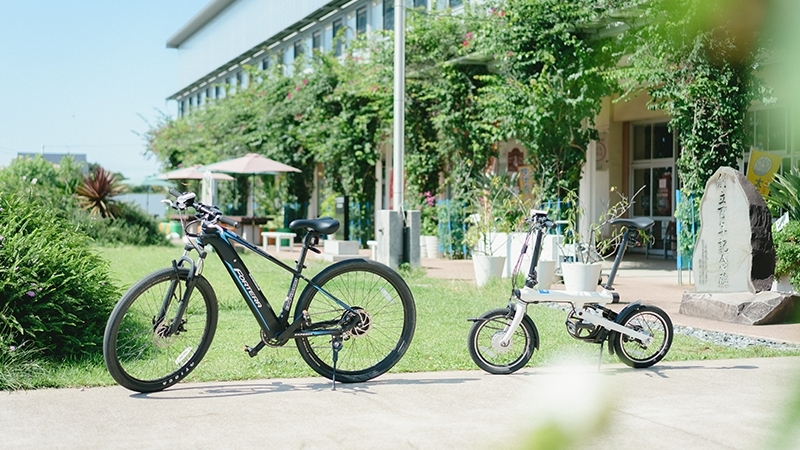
[608,216,655,231]
[289,217,340,235]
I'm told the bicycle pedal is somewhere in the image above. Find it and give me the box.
[243,341,265,357]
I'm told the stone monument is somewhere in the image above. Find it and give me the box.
[680,167,795,325]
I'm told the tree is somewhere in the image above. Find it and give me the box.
[476,0,622,199]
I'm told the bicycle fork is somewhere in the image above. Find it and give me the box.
[499,300,528,348]
[156,258,200,338]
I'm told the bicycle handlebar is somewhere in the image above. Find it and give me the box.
[526,209,555,230]
[169,189,241,229]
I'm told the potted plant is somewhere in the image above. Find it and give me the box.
[419,191,440,259]
[560,187,640,291]
[464,174,523,286]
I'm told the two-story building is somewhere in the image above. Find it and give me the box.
[167,0,795,258]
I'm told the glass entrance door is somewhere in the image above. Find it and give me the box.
[631,122,677,255]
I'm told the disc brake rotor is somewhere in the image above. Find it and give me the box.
[153,321,177,348]
[345,307,372,338]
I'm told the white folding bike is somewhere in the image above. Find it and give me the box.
[467,210,673,374]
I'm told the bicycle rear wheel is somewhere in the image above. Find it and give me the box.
[294,259,416,383]
[613,305,672,368]
[103,267,218,392]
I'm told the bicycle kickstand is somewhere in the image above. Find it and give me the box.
[331,335,343,391]
[597,333,610,371]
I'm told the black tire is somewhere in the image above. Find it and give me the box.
[103,267,218,392]
[467,307,538,374]
[294,259,416,383]
[613,305,673,368]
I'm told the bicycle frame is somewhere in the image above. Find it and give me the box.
[178,221,357,345]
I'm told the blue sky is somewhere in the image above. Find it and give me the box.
[0,1,209,184]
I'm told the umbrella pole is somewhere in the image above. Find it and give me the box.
[248,175,255,217]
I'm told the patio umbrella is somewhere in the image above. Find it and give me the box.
[205,153,301,216]
[204,153,301,176]
[157,164,235,181]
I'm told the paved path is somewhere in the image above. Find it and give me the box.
[3,357,799,449]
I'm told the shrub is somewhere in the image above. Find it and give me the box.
[0,321,43,390]
[0,154,84,215]
[71,202,167,246]
[0,193,119,359]
[773,221,800,289]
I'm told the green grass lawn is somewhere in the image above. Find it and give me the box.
[24,244,800,389]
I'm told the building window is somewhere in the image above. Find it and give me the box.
[262,58,271,71]
[294,40,305,60]
[745,107,788,153]
[356,7,367,35]
[312,30,322,52]
[743,106,791,174]
[449,0,462,7]
[215,85,224,99]
[333,19,343,56]
[383,0,394,30]
[630,122,677,219]
[413,0,427,9]
[633,123,674,161]
[178,100,185,117]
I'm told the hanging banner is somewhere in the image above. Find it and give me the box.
[746,148,782,196]
[518,165,536,199]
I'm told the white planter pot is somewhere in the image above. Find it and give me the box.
[423,235,440,259]
[473,255,506,287]
[772,275,795,293]
[561,262,602,292]
[536,259,556,289]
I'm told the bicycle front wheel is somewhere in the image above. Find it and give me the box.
[468,308,538,374]
[103,267,218,392]
[294,259,416,383]
[613,305,673,368]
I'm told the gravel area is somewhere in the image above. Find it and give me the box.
[674,325,800,350]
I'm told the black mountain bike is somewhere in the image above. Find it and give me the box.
[103,190,416,393]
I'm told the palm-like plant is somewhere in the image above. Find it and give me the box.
[76,166,125,218]
[767,167,800,220]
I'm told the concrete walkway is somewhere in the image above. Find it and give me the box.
[3,357,799,449]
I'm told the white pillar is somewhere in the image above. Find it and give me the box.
[392,0,405,211]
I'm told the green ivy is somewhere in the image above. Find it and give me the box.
[476,0,622,199]
[618,0,772,196]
